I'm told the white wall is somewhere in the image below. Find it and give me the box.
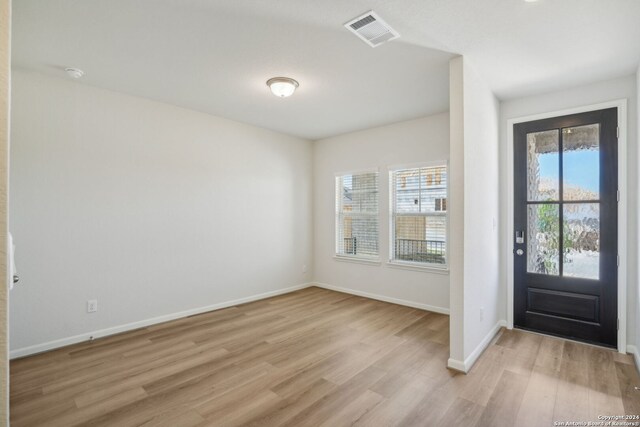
[9,70,313,356]
[636,66,640,362]
[0,0,10,419]
[312,113,450,312]
[448,57,501,372]
[448,58,465,363]
[460,59,501,364]
[500,74,638,350]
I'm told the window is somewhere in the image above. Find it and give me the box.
[390,164,447,266]
[335,171,379,259]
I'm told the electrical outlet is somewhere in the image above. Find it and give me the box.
[302,264,308,273]
[480,307,484,322]
[87,299,98,313]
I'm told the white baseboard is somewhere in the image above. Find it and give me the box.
[10,282,314,359]
[313,282,449,315]
[627,345,640,374]
[446,358,466,372]
[447,319,507,374]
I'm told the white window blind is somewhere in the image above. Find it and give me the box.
[390,165,447,265]
[336,171,379,258]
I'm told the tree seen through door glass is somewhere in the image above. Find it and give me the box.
[526,130,560,275]
[527,130,559,201]
[527,204,559,275]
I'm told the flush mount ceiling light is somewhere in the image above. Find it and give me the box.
[266,77,299,98]
[65,67,84,79]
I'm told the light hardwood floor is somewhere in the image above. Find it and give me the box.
[10,287,640,426]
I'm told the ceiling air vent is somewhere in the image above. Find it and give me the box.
[344,11,400,48]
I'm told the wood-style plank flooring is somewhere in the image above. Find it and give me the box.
[10,287,640,426]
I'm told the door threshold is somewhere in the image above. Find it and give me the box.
[513,326,618,351]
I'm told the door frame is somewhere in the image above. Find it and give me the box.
[505,99,628,353]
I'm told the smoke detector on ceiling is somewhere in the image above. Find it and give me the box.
[65,67,84,79]
[344,11,400,48]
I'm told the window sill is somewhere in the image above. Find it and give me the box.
[334,255,382,266]
[386,261,449,274]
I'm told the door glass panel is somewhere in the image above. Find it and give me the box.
[563,203,599,280]
[563,124,600,201]
[527,130,559,201]
[527,204,559,275]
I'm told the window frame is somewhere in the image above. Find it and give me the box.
[334,168,380,262]
[388,161,449,271]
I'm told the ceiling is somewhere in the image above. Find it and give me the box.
[389,0,640,99]
[11,0,452,140]
[12,0,640,140]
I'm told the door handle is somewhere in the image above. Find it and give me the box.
[515,231,524,244]
[516,249,524,256]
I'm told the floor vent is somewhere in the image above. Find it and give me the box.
[344,11,400,48]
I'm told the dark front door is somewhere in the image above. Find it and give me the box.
[514,108,618,347]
